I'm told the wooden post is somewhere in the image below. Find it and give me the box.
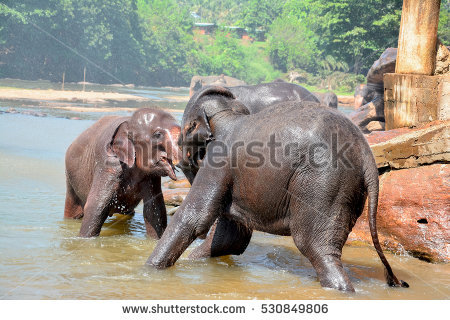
[83,67,86,92]
[61,72,65,91]
[395,0,441,75]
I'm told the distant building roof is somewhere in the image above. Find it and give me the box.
[194,23,217,27]
[224,26,244,29]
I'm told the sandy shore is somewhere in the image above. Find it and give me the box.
[0,87,151,103]
[53,105,183,113]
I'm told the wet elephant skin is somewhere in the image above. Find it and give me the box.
[64,108,181,238]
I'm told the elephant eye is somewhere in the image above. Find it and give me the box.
[152,131,163,139]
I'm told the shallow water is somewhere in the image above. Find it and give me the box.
[0,82,448,300]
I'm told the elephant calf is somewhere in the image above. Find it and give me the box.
[147,87,408,292]
[64,108,180,238]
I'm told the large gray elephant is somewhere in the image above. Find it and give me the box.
[148,87,408,292]
[64,108,181,238]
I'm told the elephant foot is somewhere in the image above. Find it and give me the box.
[307,253,355,292]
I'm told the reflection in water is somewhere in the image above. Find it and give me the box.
[0,85,449,300]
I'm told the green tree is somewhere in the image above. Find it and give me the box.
[280,0,403,74]
[438,0,449,45]
[267,14,319,73]
[136,0,196,85]
[240,0,285,40]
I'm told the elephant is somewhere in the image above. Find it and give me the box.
[224,81,319,113]
[147,87,408,292]
[64,108,181,238]
[179,81,320,183]
[314,91,338,108]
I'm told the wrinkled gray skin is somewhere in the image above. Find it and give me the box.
[148,87,408,292]
[65,108,181,238]
[179,82,320,182]
[225,81,319,112]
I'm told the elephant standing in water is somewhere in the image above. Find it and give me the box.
[64,108,181,238]
[148,87,408,292]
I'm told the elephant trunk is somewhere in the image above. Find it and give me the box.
[167,125,181,166]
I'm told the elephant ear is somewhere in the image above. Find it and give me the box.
[230,100,250,115]
[196,86,236,101]
[109,121,135,167]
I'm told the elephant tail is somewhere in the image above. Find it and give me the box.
[365,162,409,289]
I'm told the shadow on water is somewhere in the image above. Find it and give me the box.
[0,82,449,299]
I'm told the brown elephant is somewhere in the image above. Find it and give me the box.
[64,108,181,238]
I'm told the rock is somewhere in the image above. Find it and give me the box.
[162,188,189,206]
[348,48,397,132]
[334,95,354,107]
[434,39,450,75]
[189,75,246,97]
[347,163,449,262]
[366,120,385,132]
[163,178,191,189]
[368,120,450,169]
[348,96,385,132]
[366,48,397,86]
[346,122,450,262]
[314,91,338,108]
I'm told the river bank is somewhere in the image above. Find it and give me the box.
[0,87,149,104]
[0,87,190,104]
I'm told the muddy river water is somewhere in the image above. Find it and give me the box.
[0,80,448,299]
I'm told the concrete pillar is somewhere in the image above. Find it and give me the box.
[395,0,441,75]
[385,0,445,130]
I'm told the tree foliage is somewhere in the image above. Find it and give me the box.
[0,0,447,87]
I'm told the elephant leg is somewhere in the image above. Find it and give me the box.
[189,216,252,259]
[289,201,355,292]
[79,171,120,237]
[64,181,83,219]
[147,165,231,268]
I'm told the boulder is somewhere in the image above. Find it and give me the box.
[163,178,191,189]
[163,188,189,206]
[348,163,449,262]
[434,40,450,75]
[348,96,384,132]
[189,75,246,97]
[366,120,385,132]
[349,48,396,132]
[162,178,191,206]
[337,95,354,106]
[347,122,450,262]
[366,48,397,86]
[369,120,450,169]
